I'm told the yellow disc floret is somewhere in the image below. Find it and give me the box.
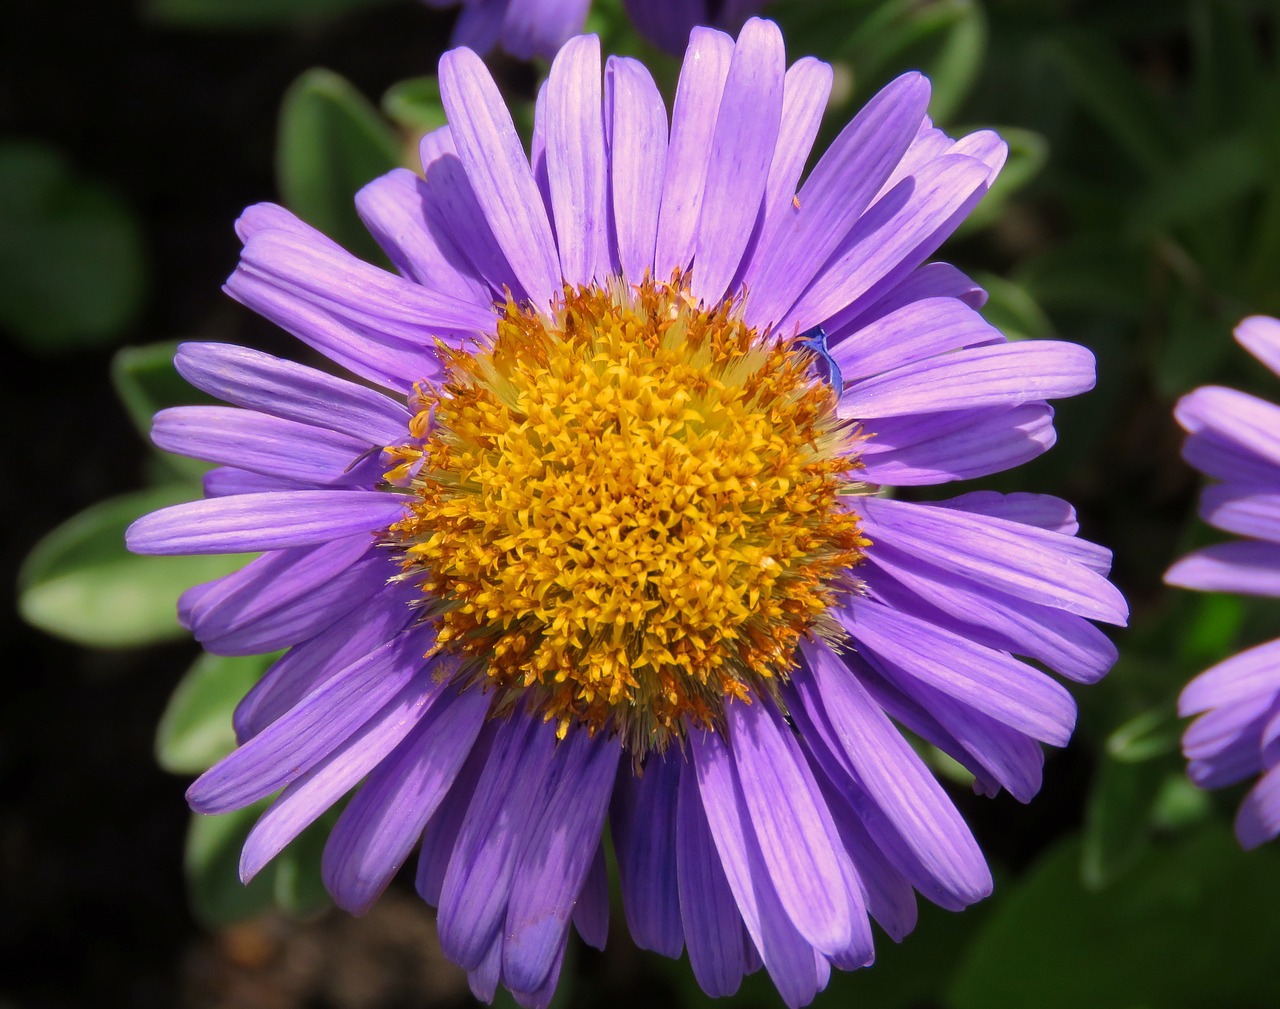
[384,274,869,753]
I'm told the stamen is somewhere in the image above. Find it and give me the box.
[384,274,870,754]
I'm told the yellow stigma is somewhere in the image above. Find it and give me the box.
[384,275,870,753]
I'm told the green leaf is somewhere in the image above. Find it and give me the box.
[156,652,278,775]
[186,802,277,927]
[17,486,252,648]
[1015,237,1146,319]
[1128,134,1265,236]
[949,825,1280,1009]
[1080,752,1168,888]
[147,0,394,29]
[1179,592,1246,667]
[921,0,987,125]
[0,141,146,351]
[1047,30,1180,175]
[277,69,402,262]
[1105,706,1181,764]
[382,77,449,134]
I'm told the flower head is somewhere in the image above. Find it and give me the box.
[423,0,766,60]
[1166,315,1280,850]
[128,21,1126,1008]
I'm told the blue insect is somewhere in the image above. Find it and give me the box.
[796,325,843,402]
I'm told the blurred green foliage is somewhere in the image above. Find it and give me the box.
[0,141,146,351]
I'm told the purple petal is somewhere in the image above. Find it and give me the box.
[415,722,497,906]
[503,729,621,992]
[509,936,568,1009]
[840,341,1095,420]
[859,496,1127,624]
[234,222,494,346]
[419,127,521,300]
[829,297,1004,383]
[612,752,684,958]
[187,624,436,813]
[126,490,407,555]
[175,342,411,445]
[498,0,590,61]
[240,669,440,881]
[853,640,1047,802]
[653,27,734,278]
[1182,692,1273,787]
[743,73,930,329]
[676,759,745,998]
[151,406,372,487]
[355,168,493,306]
[949,129,1009,176]
[690,727,832,1009]
[749,57,834,267]
[1235,763,1280,848]
[724,697,854,955]
[186,538,382,655]
[858,403,1058,486]
[1235,315,1280,377]
[233,577,419,740]
[1180,638,1280,715]
[572,842,610,950]
[690,17,785,305]
[1175,386,1280,467]
[450,0,504,54]
[437,47,561,308]
[622,0,708,54]
[779,154,992,334]
[838,262,988,332]
[545,35,609,287]
[530,84,554,241]
[936,490,1079,534]
[468,934,502,1004]
[799,641,992,907]
[1200,484,1280,542]
[863,541,1117,684]
[1166,541,1280,596]
[839,598,1077,746]
[813,773,917,941]
[203,467,302,497]
[323,687,490,914]
[1183,427,1280,486]
[225,271,436,395]
[606,56,668,283]
[436,717,559,970]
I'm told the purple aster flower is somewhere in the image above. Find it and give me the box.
[1166,315,1280,850]
[127,21,1126,1009]
[422,0,765,61]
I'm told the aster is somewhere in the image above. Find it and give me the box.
[1166,315,1280,850]
[127,20,1126,1009]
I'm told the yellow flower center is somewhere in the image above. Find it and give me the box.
[384,275,870,753]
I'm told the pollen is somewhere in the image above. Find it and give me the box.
[384,274,870,754]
